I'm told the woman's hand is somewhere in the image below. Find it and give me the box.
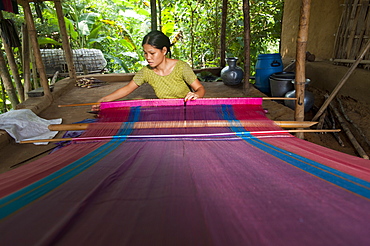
[91,97,107,112]
[184,92,200,101]
[185,79,205,101]
[91,103,101,112]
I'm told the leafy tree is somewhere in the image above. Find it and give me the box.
[0,0,283,112]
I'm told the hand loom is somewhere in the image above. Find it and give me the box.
[1,98,370,245]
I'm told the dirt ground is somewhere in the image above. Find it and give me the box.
[0,79,369,174]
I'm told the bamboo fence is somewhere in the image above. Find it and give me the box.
[333,0,370,69]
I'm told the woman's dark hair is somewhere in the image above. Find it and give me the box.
[142,30,173,57]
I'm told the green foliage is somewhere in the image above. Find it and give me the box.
[0,0,283,112]
[13,0,282,73]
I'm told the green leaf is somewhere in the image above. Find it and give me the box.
[37,37,62,46]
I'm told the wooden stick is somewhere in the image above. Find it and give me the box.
[262,97,297,100]
[48,120,318,131]
[326,103,345,147]
[329,100,369,159]
[333,59,370,64]
[58,102,99,107]
[336,96,370,147]
[20,129,341,144]
[58,97,298,107]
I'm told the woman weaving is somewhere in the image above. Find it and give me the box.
[93,30,205,110]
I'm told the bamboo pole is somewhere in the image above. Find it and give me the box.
[22,23,31,100]
[0,12,25,102]
[20,0,52,100]
[294,0,312,139]
[333,59,370,64]
[48,120,319,131]
[312,38,370,121]
[150,0,157,31]
[242,0,251,95]
[220,0,228,68]
[20,129,340,144]
[57,97,298,108]
[0,49,19,107]
[2,41,24,101]
[54,0,77,80]
[29,35,40,88]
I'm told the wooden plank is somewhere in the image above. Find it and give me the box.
[20,129,341,144]
[48,121,319,131]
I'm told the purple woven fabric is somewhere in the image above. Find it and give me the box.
[1,140,370,245]
[1,99,370,246]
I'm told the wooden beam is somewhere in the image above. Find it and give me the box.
[150,0,157,31]
[220,0,227,68]
[294,0,312,139]
[20,0,52,100]
[22,23,31,100]
[57,97,298,108]
[48,120,319,131]
[242,0,251,95]
[20,129,340,144]
[54,0,77,80]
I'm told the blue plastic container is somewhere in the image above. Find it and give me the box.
[255,53,283,95]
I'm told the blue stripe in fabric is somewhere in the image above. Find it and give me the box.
[221,105,370,199]
[0,107,141,220]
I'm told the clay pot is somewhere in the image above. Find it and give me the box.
[221,57,244,86]
[284,79,314,112]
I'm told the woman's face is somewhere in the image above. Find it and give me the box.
[143,44,167,68]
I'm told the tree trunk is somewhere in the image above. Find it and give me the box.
[243,0,250,95]
[0,50,19,108]
[22,23,31,100]
[2,39,24,102]
[157,0,162,31]
[220,0,228,68]
[1,79,7,112]
[54,0,77,80]
[294,0,311,139]
[150,0,157,31]
[29,38,39,88]
[21,0,52,100]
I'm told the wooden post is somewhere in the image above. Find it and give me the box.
[2,38,25,102]
[0,50,19,107]
[150,0,157,31]
[242,0,250,95]
[20,0,52,100]
[22,23,31,100]
[220,0,228,68]
[0,12,24,102]
[54,0,77,80]
[29,37,40,88]
[294,0,311,139]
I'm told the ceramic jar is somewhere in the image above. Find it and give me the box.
[284,79,314,112]
[221,57,244,86]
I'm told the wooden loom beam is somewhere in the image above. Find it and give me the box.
[48,120,319,131]
[20,129,340,144]
[57,97,298,108]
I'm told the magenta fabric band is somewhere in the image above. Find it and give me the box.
[100,97,263,109]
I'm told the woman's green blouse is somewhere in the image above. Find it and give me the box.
[133,60,197,99]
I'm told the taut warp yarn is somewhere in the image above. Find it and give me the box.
[1,98,370,245]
